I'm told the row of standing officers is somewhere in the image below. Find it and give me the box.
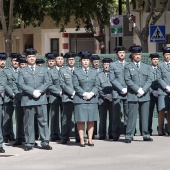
[0,45,170,153]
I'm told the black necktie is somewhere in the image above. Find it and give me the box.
[85,69,88,74]
[70,68,73,75]
[14,68,18,73]
[136,63,139,68]
[31,67,34,72]
[167,63,170,68]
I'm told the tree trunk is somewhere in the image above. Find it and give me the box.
[141,38,148,53]
[5,34,12,55]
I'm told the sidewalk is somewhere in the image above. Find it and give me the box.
[0,136,170,170]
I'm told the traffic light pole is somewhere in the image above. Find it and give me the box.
[119,0,122,46]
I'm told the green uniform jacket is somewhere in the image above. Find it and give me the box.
[98,70,112,105]
[157,61,170,96]
[59,66,76,103]
[0,68,7,104]
[124,62,152,102]
[18,65,50,106]
[73,67,99,104]
[109,60,129,99]
[48,67,61,104]
[4,67,16,103]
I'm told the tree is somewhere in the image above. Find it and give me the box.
[0,0,47,54]
[126,0,168,52]
[0,0,117,54]
[46,0,115,53]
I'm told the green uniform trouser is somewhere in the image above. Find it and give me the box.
[50,100,63,139]
[112,99,128,138]
[99,101,112,138]
[62,102,79,140]
[23,105,49,147]
[125,101,150,140]
[15,106,24,142]
[0,105,3,147]
[3,102,15,139]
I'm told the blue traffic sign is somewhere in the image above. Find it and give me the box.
[150,25,166,42]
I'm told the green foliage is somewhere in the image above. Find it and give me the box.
[1,0,125,32]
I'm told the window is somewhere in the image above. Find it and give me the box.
[51,38,59,53]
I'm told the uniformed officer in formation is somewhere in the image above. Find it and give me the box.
[157,47,170,135]
[3,54,17,142]
[124,45,153,143]
[0,53,8,153]
[46,54,56,69]
[73,51,99,147]
[148,53,160,136]
[59,52,79,144]
[90,55,101,138]
[17,57,27,68]
[109,46,129,141]
[98,58,113,140]
[48,53,63,141]
[36,59,45,67]
[11,54,26,146]
[1,45,170,151]
[18,48,52,151]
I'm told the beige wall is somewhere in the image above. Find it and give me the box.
[131,9,170,52]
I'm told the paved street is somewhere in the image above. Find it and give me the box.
[0,135,170,170]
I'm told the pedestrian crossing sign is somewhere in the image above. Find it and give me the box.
[150,25,166,42]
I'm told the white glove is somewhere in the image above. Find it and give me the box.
[1,91,5,98]
[59,90,62,97]
[71,91,75,99]
[83,92,88,100]
[166,86,170,93]
[105,94,112,102]
[137,88,144,97]
[152,90,158,97]
[33,90,41,98]
[86,92,94,100]
[121,88,127,94]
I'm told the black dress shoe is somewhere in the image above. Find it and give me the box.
[0,147,5,153]
[34,142,38,146]
[87,142,94,147]
[50,138,56,142]
[98,137,105,140]
[76,139,81,143]
[41,145,52,150]
[125,139,131,143]
[3,138,9,143]
[9,137,15,141]
[24,146,33,151]
[143,138,153,141]
[80,144,85,147]
[113,137,119,141]
[109,136,113,139]
[13,141,22,146]
[61,140,67,144]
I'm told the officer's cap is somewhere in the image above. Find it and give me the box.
[128,45,142,53]
[36,59,45,64]
[149,53,160,59]
[55,53,64,57]
[45,53,56,59]
[64,52,76,58]
[90,55,100,61]
[0,53,8,60]
[16,57,27,63]
[162,47,170,53]
[77,51,92,59]
[10,53,22,59]
[24,48,37,56]
[102,58,113,63]
[114,46,126,53]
